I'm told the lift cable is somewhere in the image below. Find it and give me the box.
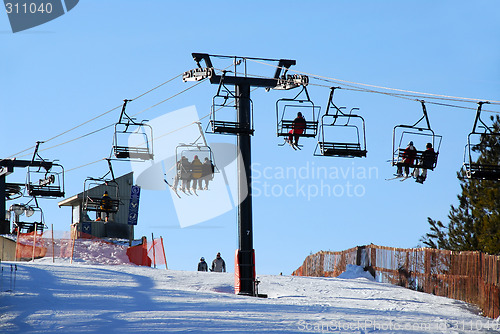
[245,58,500,106]
[8,78,208,161]
[305,81,500,114]
[65,158,107,173]
[307,77,500,112]
[223,67,500,114]
[6,73,186,159]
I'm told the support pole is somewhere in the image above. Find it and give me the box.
[70,224,76,264]
[51,224,55,263]
[32,223,37,261]
[15,225,20,261]
[151,232,156,269]
[236,83,255,296]
[0,176,8,234]
[185,53,300,297]
[160,236,167,270]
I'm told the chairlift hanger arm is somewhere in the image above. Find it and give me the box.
[325,87,344,116]
[106,159,116,182]
[216,71,232,96]
[410,100,432,130]
[117,99,142,126]
[472,101,492,133]
[31,141,45,165]
[118,99,131,123]
[292,85,311,101]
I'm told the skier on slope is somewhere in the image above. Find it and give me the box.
[198,257,208,272]
[211,252,226,272]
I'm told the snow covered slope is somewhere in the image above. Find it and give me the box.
[0,262,496,333]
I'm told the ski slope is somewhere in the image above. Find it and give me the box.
[0,262,496,333]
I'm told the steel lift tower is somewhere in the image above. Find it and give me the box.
[183,53,306,296]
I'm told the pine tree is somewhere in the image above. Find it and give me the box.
[421,115,500,254]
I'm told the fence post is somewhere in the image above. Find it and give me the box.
[319,252,325,276]
[31,224,37,262]
[424,249,431,293]
[160,236,167,270]
[356,246,363,266]
[51,224,54,263]
[151,233,156,269]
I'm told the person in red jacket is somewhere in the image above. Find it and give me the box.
[288,112,306,146]
[397,141,417,177]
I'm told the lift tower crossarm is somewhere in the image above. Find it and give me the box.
[189,53,297,88]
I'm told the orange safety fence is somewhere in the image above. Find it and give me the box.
[147,237,168,268]
[293,244,500,319]
[12,230,167,268]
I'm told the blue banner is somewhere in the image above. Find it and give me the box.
[127,185,140,225]
[81,221,91,234]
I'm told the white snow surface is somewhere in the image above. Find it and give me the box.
[0,261,496,333]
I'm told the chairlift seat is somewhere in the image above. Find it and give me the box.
[84,196,120,213]
[464,163,500,180]
[17,221,44,233]
[278,120,318,138]
[395,150,439,170]
[27,185,65,198]
[114,145,154,160]
[210,120,255,135]
[319,142,367,158]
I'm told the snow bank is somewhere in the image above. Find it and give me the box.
[337,264,375,281]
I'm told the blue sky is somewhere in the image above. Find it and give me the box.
[1,1,500,275]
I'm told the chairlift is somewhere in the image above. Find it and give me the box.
[82,160,121,216]
[276,85,321,142]
[462,102,500,181]
[113,99,154,161]
[26,142,65,198]
[391,101,442,171]
[173,123,218,180]
[9,202,45,234]
[175,144,215,167]
[314,87,367,158]
[208,71,254,135]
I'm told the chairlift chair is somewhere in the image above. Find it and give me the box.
[10,203,45,234]
[314,87,367,158]
[82,177,121,214]
[207,72,254,135]
[276,85,321,141]
[82,160,121,215]
[391,101,442,171]
[113,100,154,161]
[174,142,218,176]
[176,144,215,165]
[462,102,500,181]
[26,142,65,198]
